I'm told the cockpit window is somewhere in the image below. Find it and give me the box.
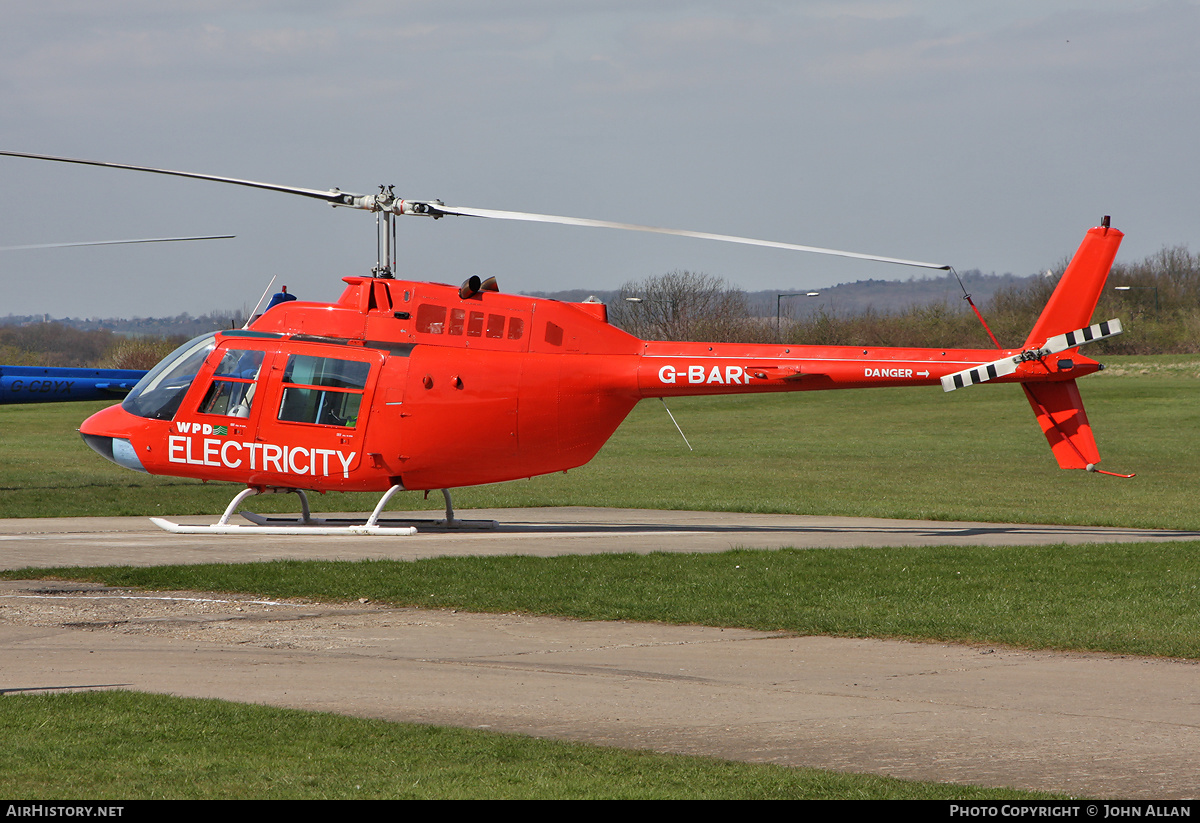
[122,333,217,421]
[198,349,265,418]
[213,349,264,380]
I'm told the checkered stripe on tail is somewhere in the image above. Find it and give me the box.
[1043,319,1122,354]
[941,358,1018,392]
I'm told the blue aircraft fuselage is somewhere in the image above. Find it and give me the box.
[0,366,146,404]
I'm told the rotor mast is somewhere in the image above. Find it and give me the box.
[373,187,397,278]
[328,185,446,279]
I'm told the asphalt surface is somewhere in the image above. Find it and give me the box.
[3,506,1198,568]
[2,508,1198,799]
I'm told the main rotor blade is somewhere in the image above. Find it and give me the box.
[2,150,951,271]
[0,235,234,251]
[0,150,354,205]
[426,204,951,271]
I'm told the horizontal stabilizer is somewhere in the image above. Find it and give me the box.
[941,318,1122,392]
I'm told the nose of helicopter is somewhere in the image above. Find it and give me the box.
[79,403,149,473]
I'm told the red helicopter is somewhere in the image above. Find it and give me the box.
[1,151,1128,534]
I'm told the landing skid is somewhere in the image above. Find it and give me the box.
[149,486,498,535]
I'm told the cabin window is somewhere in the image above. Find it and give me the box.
[448,308,466,336]
[507,317,525,340]
[545,322,563,347]
[198,349,265,418]
[415,304,446,334]
[486,314,505,339]
[467,311,485,338]
[277,354,370,428]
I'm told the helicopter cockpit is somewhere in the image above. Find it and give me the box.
[122,332,218,421]
[122,331,275,422]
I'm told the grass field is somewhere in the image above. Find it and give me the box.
[0,692,1057,800]
[2,355,1195,799]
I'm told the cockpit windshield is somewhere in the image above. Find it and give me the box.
[121,332,217,420]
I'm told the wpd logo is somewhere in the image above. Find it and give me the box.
[175,422,228,436]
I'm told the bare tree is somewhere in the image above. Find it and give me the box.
[609,270,769,342]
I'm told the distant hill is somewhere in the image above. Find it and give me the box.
[751,270,1042,317]
[527,270,1041,316]
[524,289,622,304]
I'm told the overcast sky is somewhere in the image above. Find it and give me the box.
[2,1,1196,318]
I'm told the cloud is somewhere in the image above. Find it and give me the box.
[2,1,1198,316]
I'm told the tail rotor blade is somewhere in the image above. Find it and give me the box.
[941,358,1020,392]
[941,318,1123,393]
[1042,319,1123,356]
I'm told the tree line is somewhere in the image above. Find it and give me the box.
[0,310,242,369]
[610,245,1200,354]
[2,244,1195,367]
[0,324,183,369]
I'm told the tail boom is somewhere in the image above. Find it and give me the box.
[630,221,1127,474]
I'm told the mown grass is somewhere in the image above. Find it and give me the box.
[2,354,1198,528]
[0,691,1056,800]
[9,539,1200,658]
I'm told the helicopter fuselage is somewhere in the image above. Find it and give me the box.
[78,273,1101,494]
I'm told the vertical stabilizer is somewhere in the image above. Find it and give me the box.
[1024,222,1123,348]
[1022,380,1100,470]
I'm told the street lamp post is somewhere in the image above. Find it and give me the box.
[776,292,821,340]
[1113,285,1159,315]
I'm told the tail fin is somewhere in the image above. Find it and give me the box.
[1022,220,1129,475]
[1024,220,1124,349]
